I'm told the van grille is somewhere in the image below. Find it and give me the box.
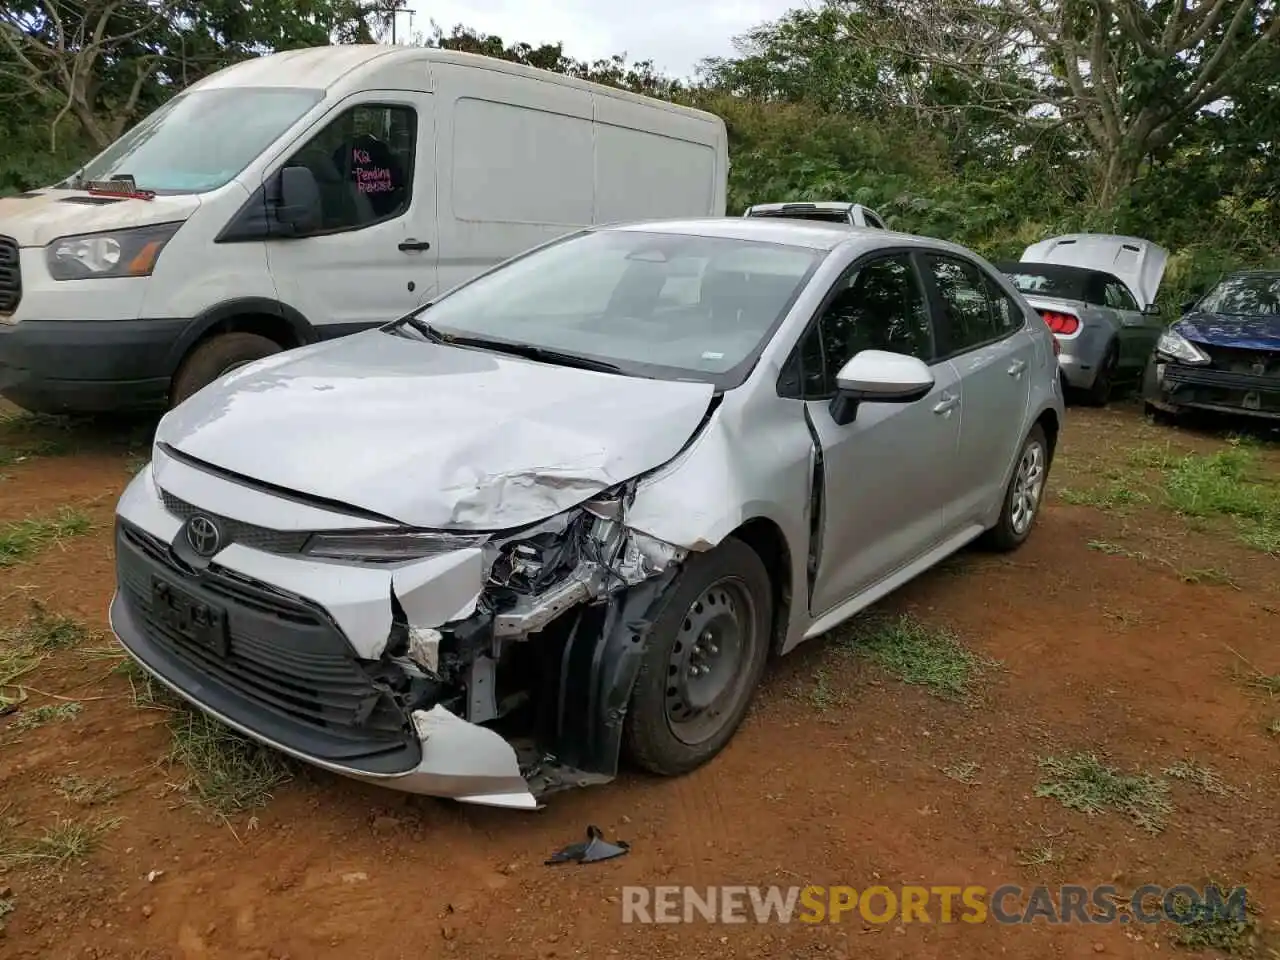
[0,236,20,314]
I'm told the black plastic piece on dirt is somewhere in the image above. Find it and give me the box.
[544,825,630,865]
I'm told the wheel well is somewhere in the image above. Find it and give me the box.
[185,313,304,360]
[1036,408,1060,465]
[730,518,792,656]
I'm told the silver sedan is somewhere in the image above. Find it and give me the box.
[110,218,1064,809]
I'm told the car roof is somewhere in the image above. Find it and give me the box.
[598,217,960,255]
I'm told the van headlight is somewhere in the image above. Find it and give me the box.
[47,222,182,281]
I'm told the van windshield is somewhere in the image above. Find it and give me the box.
[69,87,324,194]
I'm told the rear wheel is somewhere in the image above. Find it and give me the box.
[623,536,772,776]
[980,423,1049,552]
[170,332,282,406]
[1081,340,1118,407]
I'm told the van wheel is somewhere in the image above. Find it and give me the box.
[980,423,1049,552]
[171,333,282,406]
[623,537,772,777]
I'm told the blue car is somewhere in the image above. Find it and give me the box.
[1142,269,1280,423]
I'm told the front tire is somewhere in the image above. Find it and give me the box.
[170,332,283,407]
[981,423,1049,552]
[623,536,772,776]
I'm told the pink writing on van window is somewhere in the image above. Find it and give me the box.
[352,147,396,194]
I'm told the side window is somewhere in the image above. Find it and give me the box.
[1105,280,1139,311]
[282,103,416,234]
[864,212,885,229]
[786,254,932,398]
[926,255,1006,353]
[982,274,1024,334]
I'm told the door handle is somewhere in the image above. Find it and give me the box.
[398,239,431,252]
[933,392,958,414]
[1008,359,1026,377]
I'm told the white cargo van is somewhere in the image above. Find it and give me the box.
[0,45,728,414]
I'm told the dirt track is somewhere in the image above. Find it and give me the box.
[1,402,1278,960]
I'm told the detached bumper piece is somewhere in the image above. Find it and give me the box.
[1156,346,1280,420]
[113,519,422,775]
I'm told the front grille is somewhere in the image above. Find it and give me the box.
[160,488,310,554]
[0,236,20,314]
[1200,344,1280,377]
[116,520,419,771]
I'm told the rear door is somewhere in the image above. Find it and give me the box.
[921,252,1035,533]
[791,251,962,615]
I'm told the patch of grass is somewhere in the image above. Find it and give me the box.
[845,615,998,702]
[941,760,981,785]
[0,507,93,566]
[1267,717,1280,737]
[1165,883,1269,957]
[1163,449,1280,554]
[1035,753,1173,834]
[0,436,70,468]
[53,774,120,806]
[1128,443,1182,470]
[0,815,121,869]
[791,666,845,711]
[1164,758,1242,798]
[0,894,13,934]
[1,604,96,715]
[1015,842,1058,867]
[1228,648,1280,700]
[1058,483,1151,509]
[165,708,291,816]
[11,701,82,732]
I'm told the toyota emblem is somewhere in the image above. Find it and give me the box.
[185,515,223,557]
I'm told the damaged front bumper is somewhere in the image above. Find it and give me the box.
[1143,353,1280,421]
[109,454,686,810]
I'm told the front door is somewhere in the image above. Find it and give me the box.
[265,91,438,338]
[1103,276,1162,375]
[921,253,1034,530]
[801,252,963,617]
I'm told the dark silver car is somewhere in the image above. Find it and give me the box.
[999,234,1169,405]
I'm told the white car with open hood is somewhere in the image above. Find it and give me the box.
[996,233,1169,405]
[111,218,1063,809]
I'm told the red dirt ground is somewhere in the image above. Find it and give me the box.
[1,402,1277,960]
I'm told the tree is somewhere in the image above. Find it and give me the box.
[844,0,1280,204]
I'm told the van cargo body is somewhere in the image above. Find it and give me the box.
[0,46,729,414]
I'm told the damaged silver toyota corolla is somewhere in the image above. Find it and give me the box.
[110,218,1064,809]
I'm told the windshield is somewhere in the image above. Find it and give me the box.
[405,229,824,386]
[70,87,324,194]
[1197,274,1280,316]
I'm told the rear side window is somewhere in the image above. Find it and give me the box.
[283,103,416,233]
[925,255,1013,353]
[1103,280,1139,311]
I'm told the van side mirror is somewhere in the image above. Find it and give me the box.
[274,166,322,235]
[829,350,935,426]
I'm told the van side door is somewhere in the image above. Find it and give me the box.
[264,91,437,338]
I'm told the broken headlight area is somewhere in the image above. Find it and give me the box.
[303,529,489,562]
[359,492,689,796]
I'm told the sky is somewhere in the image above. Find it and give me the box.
[395,0,808,80]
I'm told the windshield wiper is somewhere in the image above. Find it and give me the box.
[444,335,624,374]
[394,313,446,342]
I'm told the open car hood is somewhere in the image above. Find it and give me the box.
[155,329,716,531]
[1020,233,1169,310]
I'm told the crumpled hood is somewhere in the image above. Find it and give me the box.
[156,329,716,530]
[1177,312,1280,352]
[0,188,200,247]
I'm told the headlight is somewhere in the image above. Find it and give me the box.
[1155,329,1209,365]
[46,222,182,281]
[303,529,489,562]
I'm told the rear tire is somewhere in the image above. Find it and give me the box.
[170,332,282,407]
[1081,341,1118,407]
[980,423,1049,552]
[623,536,772,776]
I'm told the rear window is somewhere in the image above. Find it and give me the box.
[997,262,1098,304]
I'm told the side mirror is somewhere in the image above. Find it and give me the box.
[274,166,322,235]
[1143,303,1161,316]
[829,350,935,426]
